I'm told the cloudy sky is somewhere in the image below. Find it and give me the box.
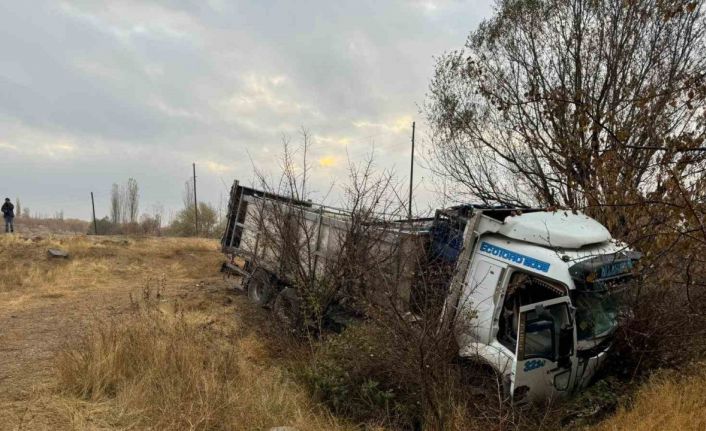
[0,0,492,221]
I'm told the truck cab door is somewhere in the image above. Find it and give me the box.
[511,296,575,403]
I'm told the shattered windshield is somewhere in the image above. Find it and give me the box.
[569,252,640,341]
[574,289,619,340]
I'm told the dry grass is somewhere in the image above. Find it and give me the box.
[54,286,354,431]
[14,217,89,235]
[2,234,705,430]
[591,367,706,431]
[0,234,358,431]
[0,234,219,296]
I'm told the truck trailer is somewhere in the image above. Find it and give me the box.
[220,180,640,403]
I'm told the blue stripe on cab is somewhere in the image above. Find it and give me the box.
[479,242,551,273]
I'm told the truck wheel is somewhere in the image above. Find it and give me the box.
[273,287,302,329]
[247,268,275,306]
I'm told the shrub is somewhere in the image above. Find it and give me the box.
[168,201,221,238]
[297,320,524,430]
[300,323,420,428]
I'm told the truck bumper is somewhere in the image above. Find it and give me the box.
[575,348,610,390]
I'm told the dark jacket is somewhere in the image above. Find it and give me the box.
[2,202,14,218]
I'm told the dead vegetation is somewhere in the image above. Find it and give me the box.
[223,133,706,429]
[54,284,353,431]
[2,233,706,430]
[0,235,217,296]
[13,217,89,236]
[0,235,354,431]
[593,365,706,431]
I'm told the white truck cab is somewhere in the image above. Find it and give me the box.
[444,209,640,403]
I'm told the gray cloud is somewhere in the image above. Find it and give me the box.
[0,0,492,220]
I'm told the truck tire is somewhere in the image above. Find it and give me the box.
[273,287,302,329]
[247,268,276,306]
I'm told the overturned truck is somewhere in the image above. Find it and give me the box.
[221,180,640,403]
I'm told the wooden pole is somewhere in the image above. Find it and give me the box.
[193,163,198,236]
[90,192,98,235]
[408,121,415,220]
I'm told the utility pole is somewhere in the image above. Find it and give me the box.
[193,163,198,236]
[408,121,415,220]
[90,192,98,235]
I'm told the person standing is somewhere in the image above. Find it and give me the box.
[2,198,14,233]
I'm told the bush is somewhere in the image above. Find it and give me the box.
[301,323,421,428]
[297,320,525,430]
[168,201,221,238]
[87,215,163,236]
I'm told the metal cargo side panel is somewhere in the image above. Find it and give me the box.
[238,197,260,258]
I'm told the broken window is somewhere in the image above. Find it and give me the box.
[497,272,566,351]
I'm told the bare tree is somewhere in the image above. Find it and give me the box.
[242,131,508,429]
[426,0,706,221]
[110,183,122,224]
[152,203,164,236]
[120,183,129,224]
[246,130,407,327]
[126,178,139,224]
[426,0,706,371]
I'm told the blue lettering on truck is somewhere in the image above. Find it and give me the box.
[480,242,551,273]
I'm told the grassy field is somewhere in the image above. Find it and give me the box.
[0,235,355,430]
[0,234,703,430]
